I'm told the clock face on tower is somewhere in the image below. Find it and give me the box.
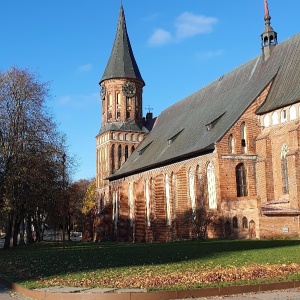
[101,85,106,100]
[122,81,136,98]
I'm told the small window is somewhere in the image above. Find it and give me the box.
[281,109,287,123]
[272,112,279,125]
[241,122,247,153]
[228,134,234,153]
[263,114,270,127]
[233,217,238,228]
[290,105,297,121]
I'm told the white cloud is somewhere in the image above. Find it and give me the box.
[148,28,172,46]
[148,12,218,47]
[175,12,218,40]
[78,63,92,72]
[58,95,71,105]
[195,49,224,60]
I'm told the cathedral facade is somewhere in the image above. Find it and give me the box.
[93,1,300,242]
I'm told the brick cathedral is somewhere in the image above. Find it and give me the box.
[90,1,300,242]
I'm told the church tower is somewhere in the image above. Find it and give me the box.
[96,5,148,208]
[261,0,277,61]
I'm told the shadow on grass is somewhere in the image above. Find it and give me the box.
[1,238,300,285]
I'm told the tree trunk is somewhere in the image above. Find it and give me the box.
[4,212,13,249]
[19,215,25,245]
[26,216,34,244]
[13,215,20,247]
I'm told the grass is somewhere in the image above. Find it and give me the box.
[1,239,300,291]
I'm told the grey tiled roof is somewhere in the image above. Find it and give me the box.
[100,5,144,84]
[109,33,300,180]
[99,122,149,134]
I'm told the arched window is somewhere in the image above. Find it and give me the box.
[165,174,171,225]
[207,163,217,209]
[233,216,238,228]
[118,145,122,168]
[290,105,297,121]
[145,179,151,227]
[281,144,289,194]
[242,216,248,229]
[172,173,177,219]
[131,145,135,154]
[112,190,119,229]
[236,163,248,197]
[241,122,247,153]
[125,146,128,162]
[272,111,279,125]
[263,114,270,127]
[281,109,287,123]
[228,134,234,153]
[189,169,196,214]
[111,144,115,172]
[128,183,134,226]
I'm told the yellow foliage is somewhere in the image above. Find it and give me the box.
[82,179,96,215]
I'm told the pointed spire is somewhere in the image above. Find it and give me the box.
[261,0,277,60]
[264,0,269,18]
[100,5,144,85]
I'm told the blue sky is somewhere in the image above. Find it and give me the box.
[1,1,299,181]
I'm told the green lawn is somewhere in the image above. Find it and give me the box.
[1,239,300,291]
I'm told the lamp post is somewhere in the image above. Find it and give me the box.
[62,153,66,249]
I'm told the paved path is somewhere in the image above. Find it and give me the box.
[191,288,300,299]
[2,283,300,300]
[0,284,34,300]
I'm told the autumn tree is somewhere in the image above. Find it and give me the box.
[82,179,97,241]
[0,67,69,249]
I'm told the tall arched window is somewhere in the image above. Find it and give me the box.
[241,122,247,153]
[131,145,135,154]
[118,145,122,168]
[281,144,289,194]
[236,163,248,197]
[228,134,234,153]
[111,145,115,172]
[125,146,128,162]
[112,190,119,229]
[128,183,134,226]
[189,169,196,214]
[172,173,177,219]
[242,216,248,229]
[207,163,217,209]
[145,179,151,227]
[233,216,238,228]
[165,174,171,225]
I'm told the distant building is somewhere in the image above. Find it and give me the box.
[91,0,300,242]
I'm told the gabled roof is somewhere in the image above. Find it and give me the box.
[109,33,300,180]
[100,5,144,85]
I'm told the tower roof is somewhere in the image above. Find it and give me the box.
[100,5,144,85]
[263,0,275,33]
